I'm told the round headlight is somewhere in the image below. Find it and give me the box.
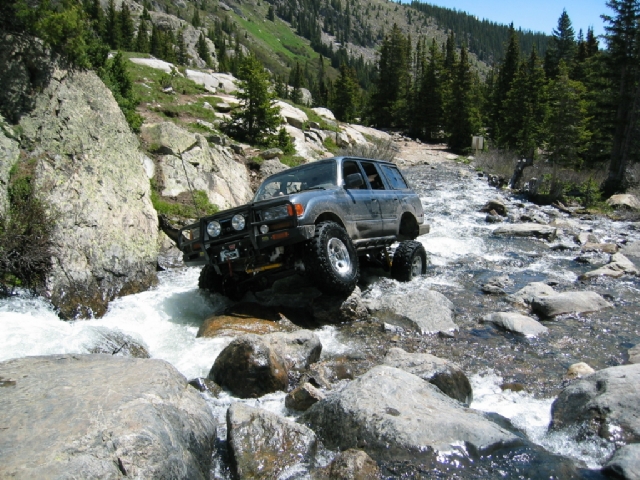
[231,214,246,231]
[207,221,222,237]
[259,224,269,234]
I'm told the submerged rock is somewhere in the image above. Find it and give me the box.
[382,347,473,405]
[493,224,558,241]
[86,327,150,358]
[302,366,520,464]
[0,354,216,479]
[550,363,640,443]
[227,403,316,479]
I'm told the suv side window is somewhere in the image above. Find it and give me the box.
[360,162,386,190]
[380,164,409,190]
[343,160,366,189]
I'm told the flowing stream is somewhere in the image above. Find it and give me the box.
[1,161,639,478]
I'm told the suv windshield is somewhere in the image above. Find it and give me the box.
[254,160,337,201]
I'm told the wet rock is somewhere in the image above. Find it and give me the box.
[285,382,325,411]
[580,253,639,280]
[530,291,612,318]
[607,194,640,210]
[549,218,580,232]
[550,363,640,443]
[302,366,521,464]
[157,231,184,270]
[310,287,369,324]
[209,334,289,398]
[227,403,316,479]
[197,303,297,338]
[621,241,640,262]
[480,199,508,216]
[602,444,640,480]
[266,330,322,370]
[480,275,511,294]
[364,290,457,335]
[382,347,473,405]
[565,362,595,379]
[0,354,216,479]
[252,274,322,309]
[87,327,150,358]
[481,312,548,338]
[576,231,599,245]
[316,449,381,480]
[485,213,503,223]
[582,242,618,254]
[493,224,558,241]
[509,282,556,307]
[629,344,640,364]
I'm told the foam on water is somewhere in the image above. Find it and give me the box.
[470,370,615,468]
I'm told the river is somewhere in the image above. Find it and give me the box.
[1,160,639,478]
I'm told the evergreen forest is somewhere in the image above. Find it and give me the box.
[1,0,639,195]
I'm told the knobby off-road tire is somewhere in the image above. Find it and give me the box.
[391,240,428,282]
[199,265,247,300]
[198,265,224,293]
[305,221,359,296]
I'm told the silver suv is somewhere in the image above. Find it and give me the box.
[178,156,430,299]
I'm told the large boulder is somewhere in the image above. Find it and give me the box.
[0,354,216,479]
[603,444,640,480]
[302,365,521,463]
[209,334,289,398]
[550,363,640,443]
[364,289,457,335]
[606,194,640,210]
[226,403,317,479]
[141,122,252,209]
[16,58,158,318]
[382,347,473,405]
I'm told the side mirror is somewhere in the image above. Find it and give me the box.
[345,173,364,189]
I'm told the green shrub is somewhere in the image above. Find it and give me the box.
[0,161,55,296]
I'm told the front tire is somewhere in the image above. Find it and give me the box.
[391,240,427,282]
[305,221,359,295]
[198,265,224,293]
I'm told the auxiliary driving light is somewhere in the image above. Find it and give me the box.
[207,220,222,237]
[231,214,246,231]
[259,224,269,234]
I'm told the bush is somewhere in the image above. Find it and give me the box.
[0,161,55,296]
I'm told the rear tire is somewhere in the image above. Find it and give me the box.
[305,221,359,295]
[391,240,427,282]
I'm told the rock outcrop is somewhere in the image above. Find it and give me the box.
[2,36,159,318]
[0,354,217,479]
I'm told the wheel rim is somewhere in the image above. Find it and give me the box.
[327,237,352,276]
[410,254,424,277]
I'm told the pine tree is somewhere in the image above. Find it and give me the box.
[192,8,201,28]
[491,24,520,148]
[421,38,445,142]
[446,45,479,152]
[289,62,304,104]
[197,32,213,67]
[332,62,360,122]
[371,23,409,128]
[544,10,577,79]
[602,0,640,194]
[105,0,119,49]
[229,54,282,145]
[545,62,591,167]
[267,5,275,21]
[177,31,188,66]
[135,17,150,54]
[119,2,134,51]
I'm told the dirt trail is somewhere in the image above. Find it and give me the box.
[393,138,458,167]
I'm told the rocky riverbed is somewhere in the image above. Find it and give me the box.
[2,154,640,479]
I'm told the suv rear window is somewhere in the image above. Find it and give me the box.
[380,164,409,190]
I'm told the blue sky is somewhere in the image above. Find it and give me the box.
[402,1,612,37]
